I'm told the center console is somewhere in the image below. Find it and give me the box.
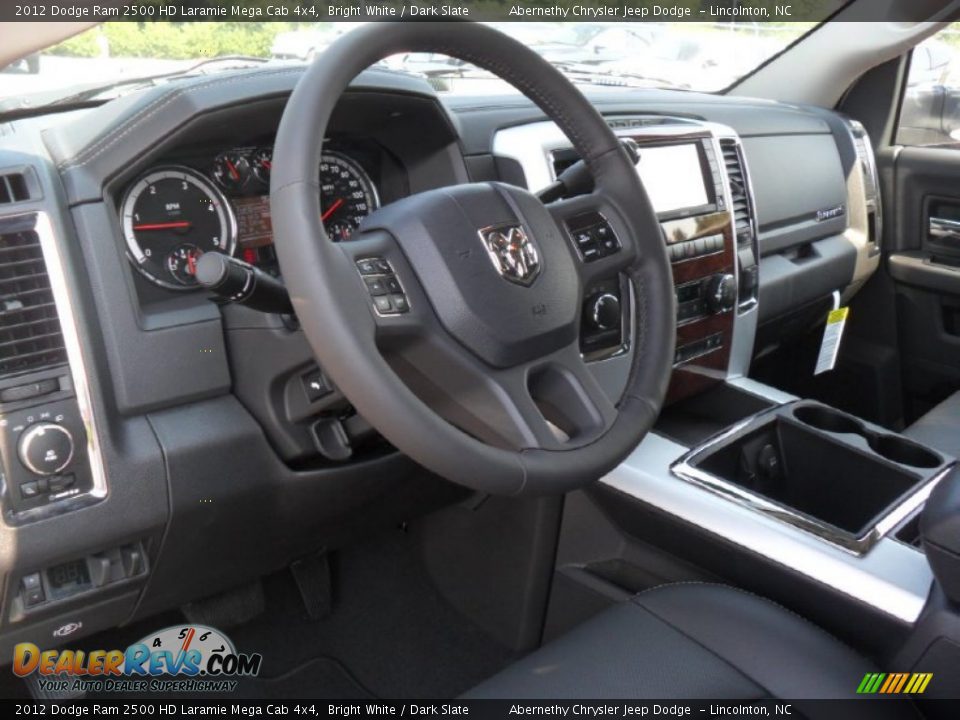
[499,117,761,405]
[673,399,951,554]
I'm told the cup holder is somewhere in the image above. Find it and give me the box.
[792,406,862,435]
[792,405,942,469]
[867,435,941,469]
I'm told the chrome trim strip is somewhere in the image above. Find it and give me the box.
[846,118,882,252]
[670,402,953,556]
[602,430,935,624]
[2,211,108,514]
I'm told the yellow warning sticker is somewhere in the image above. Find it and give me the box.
[815,307,849,375]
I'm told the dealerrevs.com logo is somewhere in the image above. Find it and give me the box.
[12,624,262,694]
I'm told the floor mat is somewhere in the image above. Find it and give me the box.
[227,527,515,698]
[25,526,514,701]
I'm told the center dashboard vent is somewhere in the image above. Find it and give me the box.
[0,228,67,378]
[719,139,756,249]
[720,138,759,311]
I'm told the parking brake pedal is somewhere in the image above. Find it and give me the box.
[290,551,333,621]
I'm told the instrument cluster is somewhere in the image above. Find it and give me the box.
[119,146,380,291]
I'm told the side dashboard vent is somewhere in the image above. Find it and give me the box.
[719,139,756,249]
[848,121,881,207]
[846,119,882,249]
[0,171,32,206]
[0,228,67,378]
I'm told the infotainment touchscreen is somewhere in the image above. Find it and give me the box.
[633,143,711,215]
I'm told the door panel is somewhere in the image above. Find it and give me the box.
[888,146,960,420]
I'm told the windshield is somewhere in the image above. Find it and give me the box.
[0,18,842,109]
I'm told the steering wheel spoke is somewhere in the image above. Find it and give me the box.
[390,330,618,453]
[548,192,639,284]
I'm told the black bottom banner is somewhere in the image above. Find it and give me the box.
[2,699,957,719]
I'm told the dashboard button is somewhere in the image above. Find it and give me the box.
[48,475,75,493]
[0,379,59,404]
[385,277,402,294]
[21,573,45,607]
[19,481,39,499]
[22,573,41,591]
[18,423,74,477]
[373,296,393,314]
[302,370,331,402]
[373,259,392,273]
[121,545,145,577]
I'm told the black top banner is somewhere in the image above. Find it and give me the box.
[0,0,947,24]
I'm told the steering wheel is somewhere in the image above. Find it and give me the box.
[270,22,675,495]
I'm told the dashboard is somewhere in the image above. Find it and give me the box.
[0,64,881,656]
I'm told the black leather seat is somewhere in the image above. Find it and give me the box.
[905,391,960,458]
[465,584,913,715]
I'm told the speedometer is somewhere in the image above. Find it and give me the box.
[120,166,237,290]
[319,152,379,242]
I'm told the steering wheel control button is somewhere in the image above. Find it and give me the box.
[566,212,621,263]
[364,277,388,296]
[356,257,409,315]
[18,423,75,477]
[356,259,379,275]
[302,369,332,403]
[590,293,622,331]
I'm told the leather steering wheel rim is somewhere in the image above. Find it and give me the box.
[270,22,675,495]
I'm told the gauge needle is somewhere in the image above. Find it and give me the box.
[225,158,240,181]
[133,221,192,231]
[261,159,272,170]
[187,253,197,276]
[321,198,345,222]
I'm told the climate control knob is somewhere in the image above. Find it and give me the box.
[704,273,737,314]
[18,423,74,477]
[588,293,621,331]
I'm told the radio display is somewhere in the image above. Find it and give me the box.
[634,142,711,215]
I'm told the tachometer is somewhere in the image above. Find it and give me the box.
[120,167,237,290]
[319,152,379,242]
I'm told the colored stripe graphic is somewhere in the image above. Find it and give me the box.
[858,672,932,694]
